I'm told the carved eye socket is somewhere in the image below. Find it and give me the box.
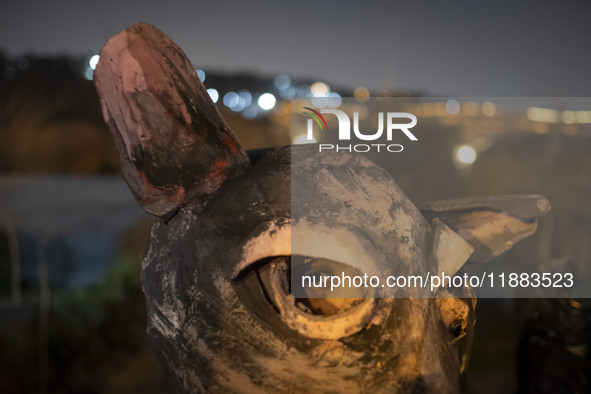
[234,256,376,340]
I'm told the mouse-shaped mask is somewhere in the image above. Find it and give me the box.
[95,23,550,393]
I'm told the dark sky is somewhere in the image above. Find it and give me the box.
[1,0,590,96]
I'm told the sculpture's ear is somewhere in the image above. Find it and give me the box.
[94,23,250,220]
[419,195,550,264]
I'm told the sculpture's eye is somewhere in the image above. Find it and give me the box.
[291,257,367,315]
[233,256,376,340]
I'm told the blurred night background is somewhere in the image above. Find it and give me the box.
[1,0,591,393]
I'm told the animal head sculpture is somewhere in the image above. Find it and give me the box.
[95,23,550,393]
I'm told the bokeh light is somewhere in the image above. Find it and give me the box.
[274,74,291,90]
[207,88,219,103]
[326,92,342,108]
[481,101,496,117]
[258,93,276,110]
[446,99,460,115]
[242,105,259,120]
[526,107,559,123]
[223,92,239,108]
[311,82,329,97]
[238,90,252,107]
[279,85,296,99]
[89,55,100,70]
[354,87,370,102]
[196,69,206,82]
[454,144,477,165]
[311,96,328,108]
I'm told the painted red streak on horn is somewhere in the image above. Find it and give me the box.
[137,169,154,191]
[137,169,186,204]
[137,169,164,205]
[223,136,240,155]
[213,158,229,173]
[204,158,230,186]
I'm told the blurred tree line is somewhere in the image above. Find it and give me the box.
[0,52,119,174]
[0,53,167,392]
